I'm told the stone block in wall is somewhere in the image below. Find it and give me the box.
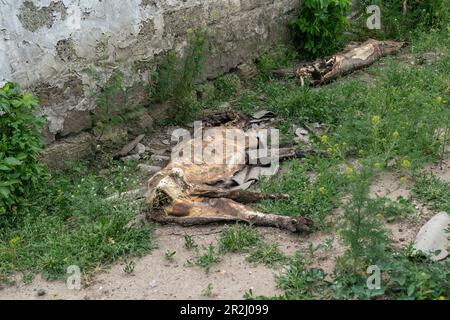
[39,132,95,170]
[60,110,92,137]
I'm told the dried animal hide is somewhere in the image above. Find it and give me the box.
[273,39,405,86]
[143,112,313,232]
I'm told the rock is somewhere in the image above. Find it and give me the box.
[95,126,128,147]
[236,63,257,81]
[106,188,147,202]
[148,148,169,155]
[295,127,309,136]
[137,164,161,175]
[121,154,141,162]
[134,143,147,155]
[151,154,170,162]
[294,127,310,145]
[136,112,155,133]
[115,134,145,157]
[41,125,56,145]
[39,132,95,170]
[148,280,157,289]
[413,212,450,261]
[37,288,46,297]
[60,110,92,137]
[162,139,170,146]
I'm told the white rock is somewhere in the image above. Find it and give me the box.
[413,212,450,261]
[148,280,157,289]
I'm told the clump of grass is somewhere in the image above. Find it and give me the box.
[247,243,286,267]
[276,252,329,300]
[202,283,214,297]
[184,235,198,250]
[412,173,450,212]
[122,260,136,275]
[164,250,176,262]
[196,244,221,273]
[218,224,261,254]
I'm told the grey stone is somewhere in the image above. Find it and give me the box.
[151,154,170,162]
[60,110,92,137]
[134,143,147,155]
[36,288,46,297]
[121,154,141,162]
[115,134,145,157]
[40,132,95,170]
[137,164,161,175]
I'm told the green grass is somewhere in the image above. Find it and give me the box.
[0,160,153,283]
[195,244,221,273]
[218,224,261,254]
[257,158,348,228]
[247,243,286,267]
[413,173,450,212]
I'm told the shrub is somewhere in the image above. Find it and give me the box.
[148,29,207,124]
[290,0,350,56]
[0,82,45,214]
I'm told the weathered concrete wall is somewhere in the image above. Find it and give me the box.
[0,0,298,142]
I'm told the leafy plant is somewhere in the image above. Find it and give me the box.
[0,82,45,215]
[276,252,329,299]
[122,260,136,275]
[196,244,221,273]
[202,283,214,297]
[339,164,389,269]
[184,235,198,250]
[290,0,350,56]
[164,250,176,262]
[150,29,207,124]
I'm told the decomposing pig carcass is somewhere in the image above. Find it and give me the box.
[142,111,313,232]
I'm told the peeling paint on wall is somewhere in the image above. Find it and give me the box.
[0,0,298,140]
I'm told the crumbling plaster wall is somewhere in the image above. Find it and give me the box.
[0,0,298,142]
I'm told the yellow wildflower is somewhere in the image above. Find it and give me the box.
[438,296,445,300]
[327,147,334,154]
[372,115,381,125]
[374,162,381,169]
[402,159,411,168]
[345,167,354,175]
[321,135,329,143]
[376,213,383,220]
[392,131,400,138]
[319,187,326,194]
